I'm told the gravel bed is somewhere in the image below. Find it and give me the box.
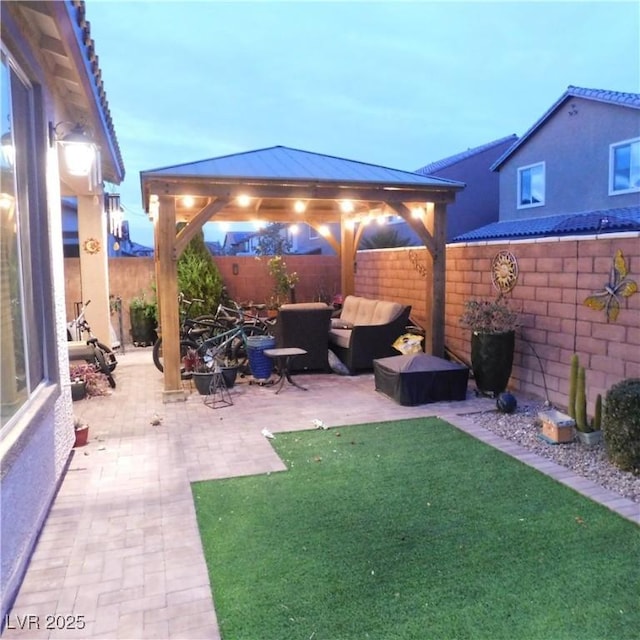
[472,399,640,504]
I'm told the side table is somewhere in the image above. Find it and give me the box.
[263,348,308,394]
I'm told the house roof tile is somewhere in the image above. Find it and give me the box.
[452,207,640,242]
[415,135,518,175]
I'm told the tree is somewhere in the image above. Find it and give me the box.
[254,223,292,256]
[359,227,415,249]
[177,228,224,315]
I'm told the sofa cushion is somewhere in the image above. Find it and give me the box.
[329,328,351,349]
[280,302,331,311]
[331,317,353,329]
[340,296,404,326]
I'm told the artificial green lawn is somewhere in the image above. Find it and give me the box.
[192,418,640,640]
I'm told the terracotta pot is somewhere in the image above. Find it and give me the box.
[74,426,89,447]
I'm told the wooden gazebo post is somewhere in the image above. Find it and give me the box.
[156,195,183,401]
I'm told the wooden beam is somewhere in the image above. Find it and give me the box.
[430,202,447,358]
[175,197,229,257]
[340,219,355,296]
[143,179,460,205]
[157,196,185,401]
[386,202,435,256]
[307,222,340,255]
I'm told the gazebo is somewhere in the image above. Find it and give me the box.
[140,146,464,400]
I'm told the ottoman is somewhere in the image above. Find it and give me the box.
[373,354,469,406]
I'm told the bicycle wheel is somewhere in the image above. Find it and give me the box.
[94,348,116,388]
[96,342,117,372]
[153,338,198,379]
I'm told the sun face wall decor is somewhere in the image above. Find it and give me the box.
[584,249,637,323]
[491,250,519,293]
[82,237,101,255]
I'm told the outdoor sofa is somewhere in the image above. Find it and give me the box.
[328,295,412,374]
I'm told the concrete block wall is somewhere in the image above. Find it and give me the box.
[356,236,640,416]
[64,236,639,419]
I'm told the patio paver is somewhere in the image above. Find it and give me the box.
[3,347,638,638]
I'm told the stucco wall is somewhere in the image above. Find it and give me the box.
[498,99,640,219]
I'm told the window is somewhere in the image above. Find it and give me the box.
[610,137,640,195]
[0,50,47,431]
[517,162,545,209]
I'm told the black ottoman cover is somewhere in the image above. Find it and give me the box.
[373,354,469,406]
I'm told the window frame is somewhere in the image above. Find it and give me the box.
[609,137,640,196]
[1,46,56,436]
[517,161,546,210]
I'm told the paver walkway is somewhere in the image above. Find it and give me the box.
[3,348,638,639]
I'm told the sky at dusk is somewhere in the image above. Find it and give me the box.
[86,0,640,247]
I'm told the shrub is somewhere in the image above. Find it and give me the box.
[603,378,640,474]
[459,297,520,334]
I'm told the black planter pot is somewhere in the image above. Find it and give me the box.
[220,366,238,388]
[71,380,86,401]
[193,372,214,395]
[130,308,157,347]
[471,330,515,397]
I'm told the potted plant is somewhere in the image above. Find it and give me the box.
[182,348,211,394]
[73,418,90,447]
[267,255,299,309]
[69,363,111,398]
[129,293,158,346]
[460,296,520,397]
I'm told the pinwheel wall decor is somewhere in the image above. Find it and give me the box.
[583,249,637,323]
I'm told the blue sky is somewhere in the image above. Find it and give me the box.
[87,0,640,247]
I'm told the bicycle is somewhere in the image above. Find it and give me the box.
[152,294,226,375]
[67,300,117,388]
[194,305,275,374]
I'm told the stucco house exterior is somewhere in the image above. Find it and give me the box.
[454,86,640,241]
[1,0,124,620]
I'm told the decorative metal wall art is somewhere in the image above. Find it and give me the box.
[583,249,637,323]
[491,250,519,293]
[82,237,101,254]
[408,249,428,278]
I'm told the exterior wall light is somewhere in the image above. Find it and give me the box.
[237,194,251,207]
[50,122,97,177]
[293,200,306,213]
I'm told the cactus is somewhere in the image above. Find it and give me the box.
[568,354,579,419]
[575,366,588,432]
[592,393,602,431]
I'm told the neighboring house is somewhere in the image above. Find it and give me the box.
[221,225,335,255]
[416,135,518,242]
[355,135,517,247]
[1,1,124,621]
[454,86,640,241]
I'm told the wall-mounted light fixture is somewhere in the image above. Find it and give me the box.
[293,200,307,214]
[232,263,239,276]
[49,121,97,177]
